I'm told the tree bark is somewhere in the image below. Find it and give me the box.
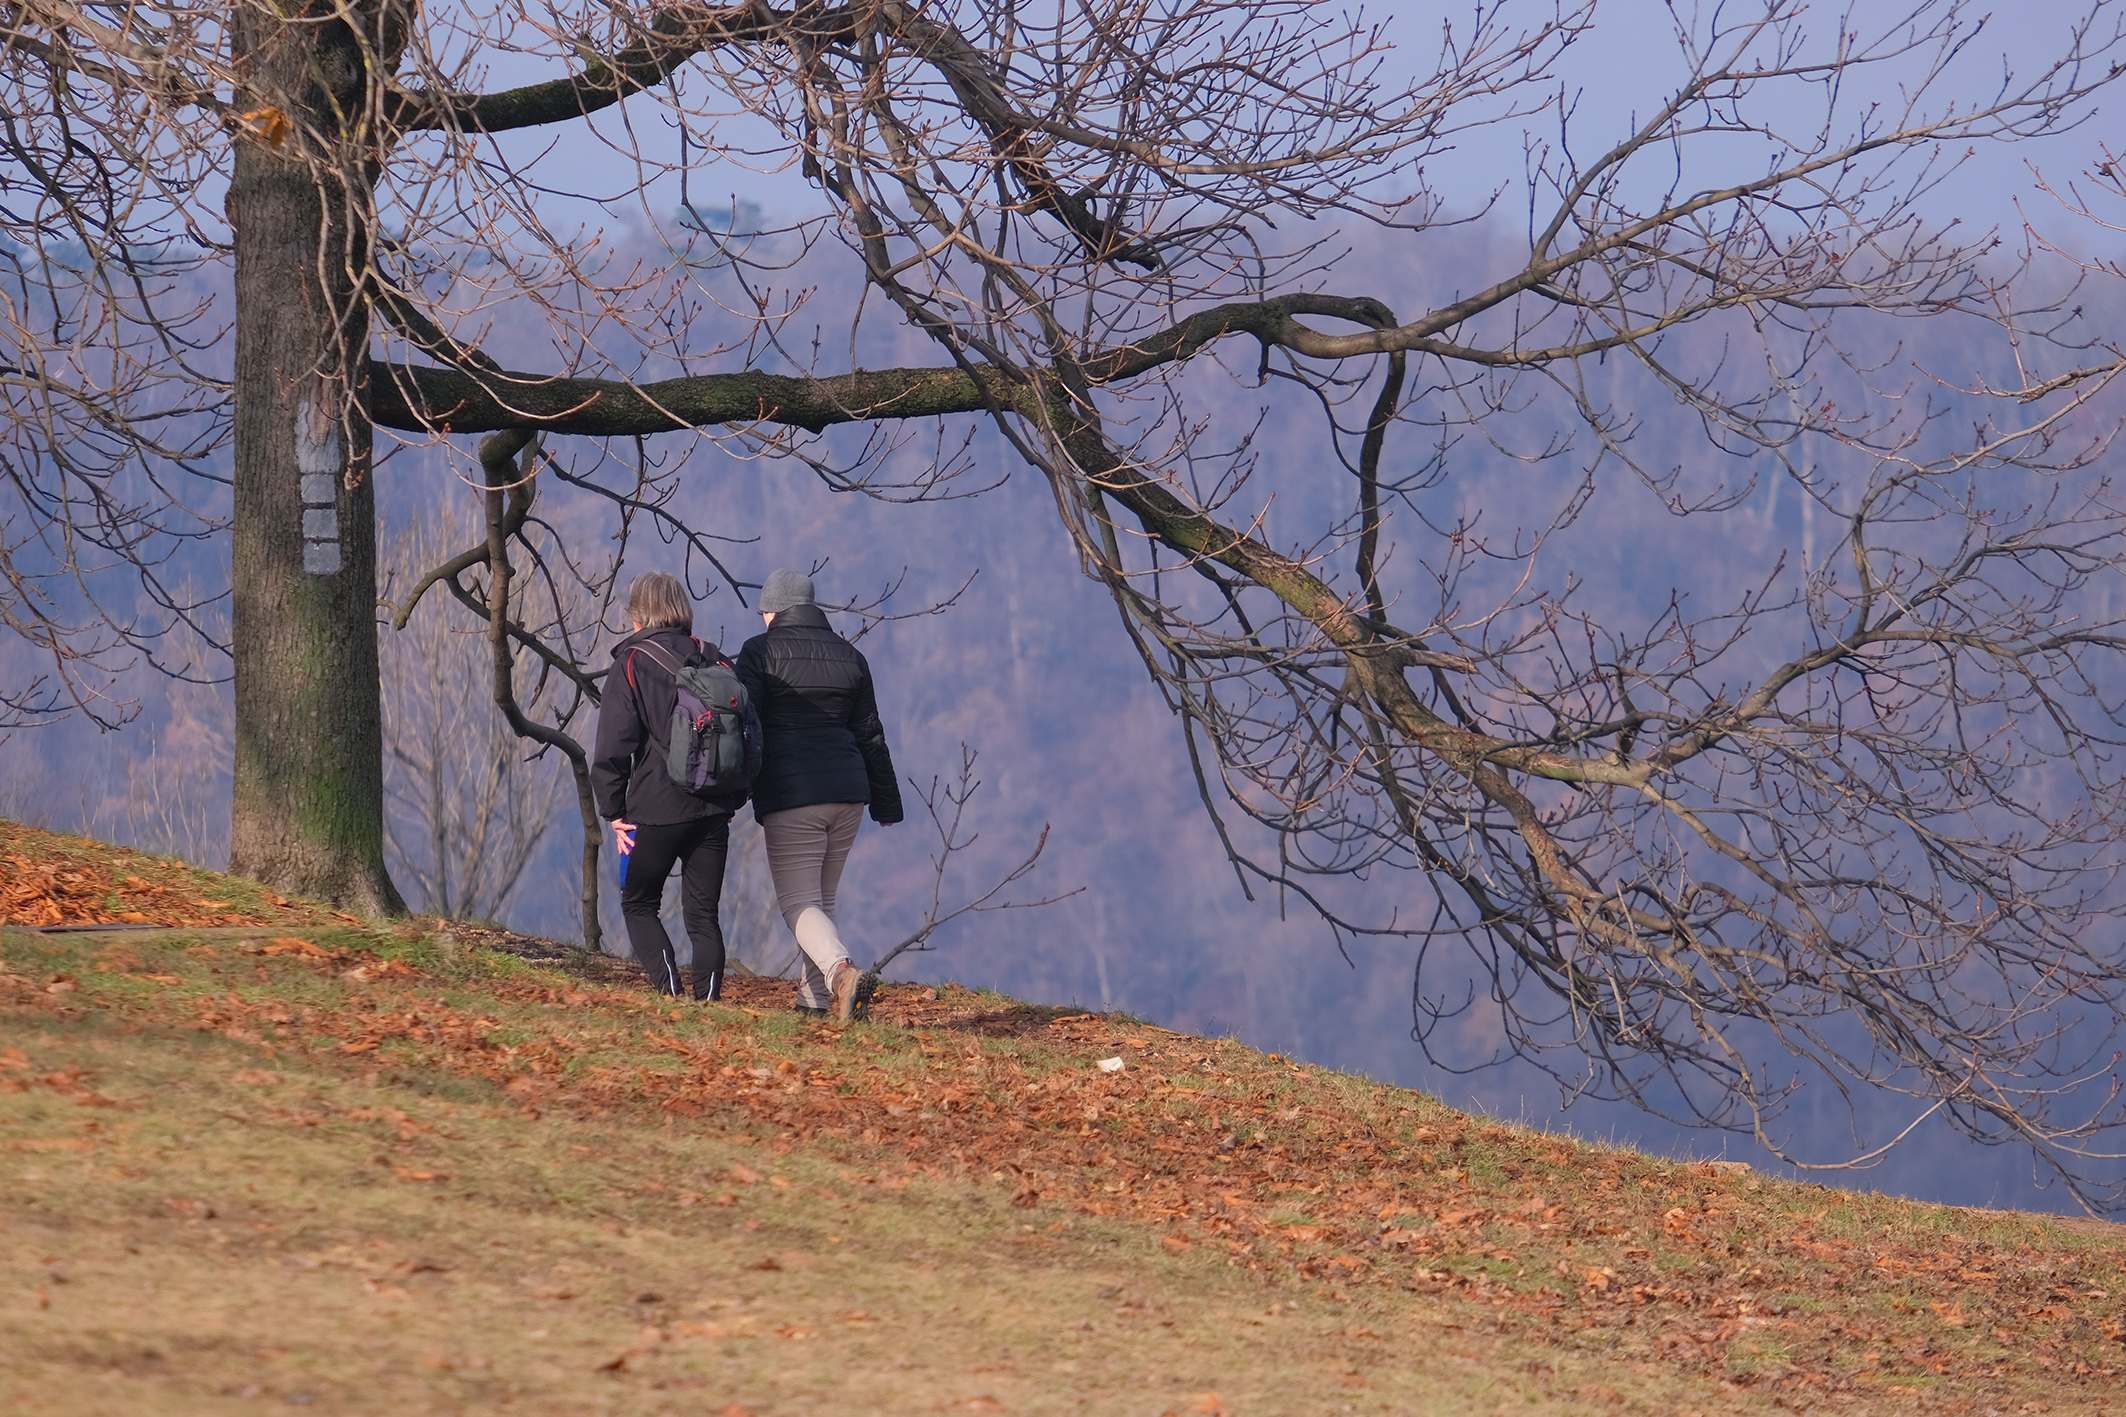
[227,4,405,914]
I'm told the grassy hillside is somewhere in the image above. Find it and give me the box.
[3,819,2122,1415]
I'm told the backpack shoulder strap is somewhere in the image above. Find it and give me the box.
[631,639,683,678]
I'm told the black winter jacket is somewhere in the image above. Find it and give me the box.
[590,626,744,825]
[734,604,904,823]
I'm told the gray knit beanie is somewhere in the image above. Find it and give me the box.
[759,567,816,615]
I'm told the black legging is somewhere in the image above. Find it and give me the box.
[619,814,730,1000]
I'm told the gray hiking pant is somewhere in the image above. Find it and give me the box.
[761,801,864,1009]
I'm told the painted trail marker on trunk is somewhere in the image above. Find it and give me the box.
[297,390,342,576]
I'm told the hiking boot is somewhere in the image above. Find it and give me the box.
[793,1004,828,1018]
[830,962,877,1024]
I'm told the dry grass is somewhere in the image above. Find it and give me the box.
[1,1002,1754,1417]
[3,819,2123,1415]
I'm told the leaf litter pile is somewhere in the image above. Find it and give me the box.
[1,822,320,931]
[4,824,2124,1411]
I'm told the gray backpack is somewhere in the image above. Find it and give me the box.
[629,640,763,798]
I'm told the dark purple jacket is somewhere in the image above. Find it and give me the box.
[735,604,903,824]
[591,626,744,825]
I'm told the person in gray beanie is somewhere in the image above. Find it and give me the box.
[736,567,904,1021]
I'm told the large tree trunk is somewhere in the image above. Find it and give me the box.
[226,4,404,913]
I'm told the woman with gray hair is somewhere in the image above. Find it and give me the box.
[735,567,904,1022]
[590,571,745,1000]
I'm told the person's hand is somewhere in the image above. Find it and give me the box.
[610,818,637,855]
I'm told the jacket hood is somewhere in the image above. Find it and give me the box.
[609,623,701,663]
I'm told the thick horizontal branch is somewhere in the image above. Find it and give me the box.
[1083,294,1397,383]
[366,360,1020,435]
[1085,279,1832,386]
[387,5,843,133]
[1079,287,1751,388]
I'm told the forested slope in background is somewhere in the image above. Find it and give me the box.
[6,212,2123,1214]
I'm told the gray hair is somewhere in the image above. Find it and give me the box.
[626,571,693,632]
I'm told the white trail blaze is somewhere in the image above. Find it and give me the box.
[296,385,341,575]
